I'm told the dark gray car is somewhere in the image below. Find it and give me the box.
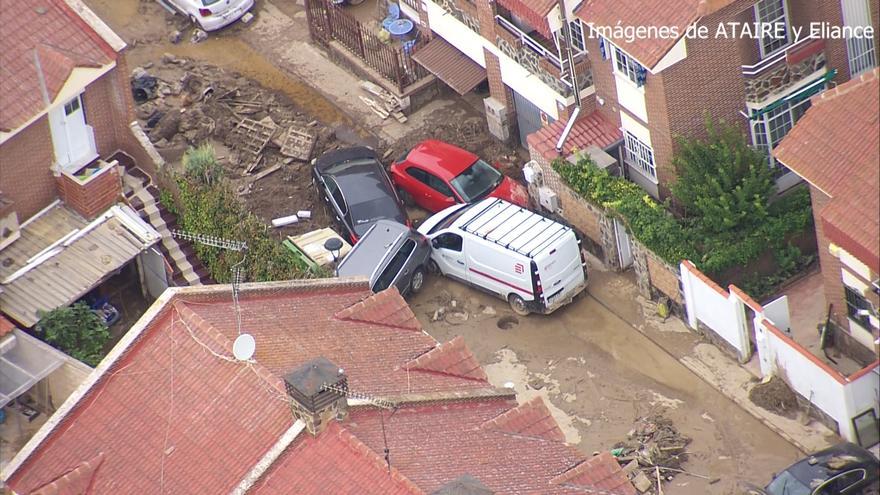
[312,147,408,243]
[336,220,430,296]
[750,442,879,495]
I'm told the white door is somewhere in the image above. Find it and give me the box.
[430,232,468,281]
[613,218,633,269]
[50,95,96,171]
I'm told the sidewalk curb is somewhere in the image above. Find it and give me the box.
[588,292,813,454]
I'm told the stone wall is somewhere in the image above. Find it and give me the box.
[438,0,480,33]
[744,51,827,103]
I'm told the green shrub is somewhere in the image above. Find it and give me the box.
[38,303,110,366]
[183,143,223,186]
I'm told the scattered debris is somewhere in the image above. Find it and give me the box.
[286,228,352,267]
[358,81,407,123]
[250,163,282,182]
[272,214,300,228]
[612,414,692,494]
[232,117,276,170]
[169,30,182,44]
[749,376,800,418]
[241,12,254,24]
[481,305,497,317]
[191,29,207,44]
[279,126,317,161]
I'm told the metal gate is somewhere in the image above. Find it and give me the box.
[513,90,546,148]
[613,218,633,269]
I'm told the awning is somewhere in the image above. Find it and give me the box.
[0,203,160,327]
[1,328,67,407]
[496,0,556,38]
[750,70,838,119]
[412,38,487,95]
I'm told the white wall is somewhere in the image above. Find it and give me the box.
[844,367,880,442]
[680,262,751,361]
[615,75,648,123]
[423,0,564,118]
[764,296,791,332]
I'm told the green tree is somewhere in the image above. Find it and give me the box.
[671,118,775,234]
[38,303,110,366]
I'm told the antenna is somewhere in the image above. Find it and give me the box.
[321,382,397,474]
[171,230,247,251]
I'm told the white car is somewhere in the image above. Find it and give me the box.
[418,198,588,316]
[160,0,254,31]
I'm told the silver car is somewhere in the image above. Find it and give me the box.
[336,220,430,296]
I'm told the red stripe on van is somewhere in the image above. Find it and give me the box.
[469,268,533,296]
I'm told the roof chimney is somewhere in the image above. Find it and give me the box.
[283,357,348,435]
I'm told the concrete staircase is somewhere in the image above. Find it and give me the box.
[116,154,211,287]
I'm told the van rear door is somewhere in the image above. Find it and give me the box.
[529,229,585,309]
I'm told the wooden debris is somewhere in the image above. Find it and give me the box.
[251,163,282,182]
[359,96,389,119]
[232,117,275,165]
[279,126,317,161]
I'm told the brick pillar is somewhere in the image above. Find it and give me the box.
[474,0,517,142]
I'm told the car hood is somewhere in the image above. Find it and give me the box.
[489,176,529,207]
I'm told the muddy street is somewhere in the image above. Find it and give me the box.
[410,258,803,494]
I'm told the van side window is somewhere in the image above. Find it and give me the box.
[434,233,462,252]
[407,167,454,198]
[373,239,416,291]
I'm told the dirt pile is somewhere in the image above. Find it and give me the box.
[749,376,800,418]
[612,414,693,493]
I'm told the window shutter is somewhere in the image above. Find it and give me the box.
[599,37,608,60]
[636,66,648,87]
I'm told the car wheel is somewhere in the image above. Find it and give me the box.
[508,294,530,316]
[397,187,415,207]
[427,259,439,274]
[409,267,426,294]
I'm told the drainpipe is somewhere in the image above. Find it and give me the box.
[555,106,581,153]
[554,0,581,154]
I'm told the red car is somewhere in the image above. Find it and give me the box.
[389,140,529,213]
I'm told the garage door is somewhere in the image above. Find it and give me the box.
[513,90,550,148]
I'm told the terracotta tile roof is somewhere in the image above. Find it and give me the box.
[576,0,740,69]
[0,315,15,338]
[0,0,116,132]
[335,287,422,331]
[527,110,622,160]
[774,68,880,271]
[6,280,632,495]
[251,422,424,495]
[551,452,637,494]
[497,0,556,38]
[30,452,104,495]
[405,336,488,381]
[479,396,566,442]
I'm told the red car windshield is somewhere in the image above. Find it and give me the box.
[449,159,502,202]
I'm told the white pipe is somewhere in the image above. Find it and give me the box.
[271,215,299,228]
[555,106,581,153]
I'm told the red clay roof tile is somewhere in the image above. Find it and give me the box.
[551,451,637,494]
[0,315,15,338]
[335,287,421,331]
[0,0,115,132]
[30,452,105,495]
[405,336,488,381]
[480,396,566,442]
[526,110,622,160]
[774,68,880,271]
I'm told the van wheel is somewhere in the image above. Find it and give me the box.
[508,294,530,316]
[427,259,439,274]
[409,267,426,294]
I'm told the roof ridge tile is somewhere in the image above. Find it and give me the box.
[334,288,421,331]
[333,423,426,494]
[479,396,566,442]
[404,336,488,382]
[550,451,637,494]
[30,451,105,495]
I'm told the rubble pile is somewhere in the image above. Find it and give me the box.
[612,414,692,493]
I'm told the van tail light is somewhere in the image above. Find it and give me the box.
[531,261,542,296]
[536,278,543,296]
[198,8,212,16]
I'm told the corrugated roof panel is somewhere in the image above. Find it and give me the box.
[411,38,486,95]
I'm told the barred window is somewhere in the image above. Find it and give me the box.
[844,285,872,329]
[623,131,656,179]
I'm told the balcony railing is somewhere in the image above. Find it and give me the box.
[741,37,827,103]
[495,15,562,67]
[741,36,824,76]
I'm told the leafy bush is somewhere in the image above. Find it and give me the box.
[670,119,775,234]
[553,156,813,277]
[38,303,110,366]
[183,143,223,186]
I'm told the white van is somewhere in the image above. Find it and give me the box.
[417,198,587,315]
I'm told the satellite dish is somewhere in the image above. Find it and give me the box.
[233,333,256,361]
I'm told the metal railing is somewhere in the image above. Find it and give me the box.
[741,36,822,76]
[495,15,562,67]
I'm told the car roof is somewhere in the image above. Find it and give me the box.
[781,443,879,487]
[336,220,409,278]
[315,146,378,173]
[404,140,478,179]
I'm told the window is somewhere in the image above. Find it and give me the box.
[407,167,454,198]
[373,239,416,291]
[853,409,880,448]
[63,97,81,116]
[568,19,585,53]
[623,131,656,179]
[754,0,790,57]
[434,233,462,252]
[449,160,501,202]
[613,46,646,86]
[325,177,347,214]
[844,285,872,329]
[848,34,877,75]
[750,95,813,176]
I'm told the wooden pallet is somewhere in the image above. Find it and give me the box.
[232,117,275,165]
[279,126,317,161]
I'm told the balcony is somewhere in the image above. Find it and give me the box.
[55,158,122,220]
[741,38,828,103]
[494,15,592,96]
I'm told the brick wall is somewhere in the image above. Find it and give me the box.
[55,162,123,219]
[585,34,622,128]
[0,118,58,220]
[811,188,849,330]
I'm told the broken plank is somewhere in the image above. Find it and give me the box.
[252,164,282,182]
